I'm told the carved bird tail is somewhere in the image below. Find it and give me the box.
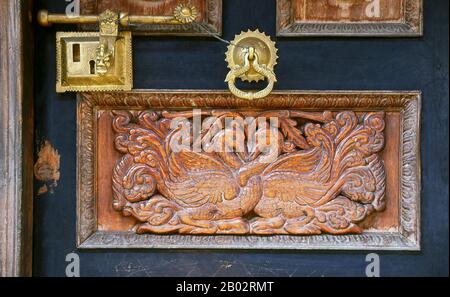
[112,154,158,212]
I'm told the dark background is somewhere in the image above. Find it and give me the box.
[33,0,449,276]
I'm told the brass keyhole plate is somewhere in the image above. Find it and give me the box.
[56,32,132,93]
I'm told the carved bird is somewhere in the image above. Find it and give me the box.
[112,111,270,234]
[111,110,386,236]
[252,111,386,234]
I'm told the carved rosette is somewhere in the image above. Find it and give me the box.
[111,109,386,235]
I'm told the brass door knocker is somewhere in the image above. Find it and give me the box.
[225,30,278,100]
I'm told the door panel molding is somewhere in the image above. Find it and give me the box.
[276,0,423,37]
[77,90,421,250]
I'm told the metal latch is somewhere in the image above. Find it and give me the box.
[37,4,198,93]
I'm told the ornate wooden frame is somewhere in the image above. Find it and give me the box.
[77,90,421,250]
[276,0,423,37]
[80,0,222,36]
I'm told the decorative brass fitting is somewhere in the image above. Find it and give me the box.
[38,4,198,92]
[225,30,278,100]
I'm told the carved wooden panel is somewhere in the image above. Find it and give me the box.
[77,91,421,250]
[277,0,423,36]
[80,0,222,35]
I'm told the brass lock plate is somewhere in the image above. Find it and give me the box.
[56,32,132,92]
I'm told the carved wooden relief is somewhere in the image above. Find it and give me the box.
[277,0,423,36]
[80,0,222,35]
[112,110,386,235]
[77,91,421,250]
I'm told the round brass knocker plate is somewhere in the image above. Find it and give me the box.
[226,30,278,83]
[225,30,278,100]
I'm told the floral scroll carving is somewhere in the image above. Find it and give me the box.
[111,109,386,235]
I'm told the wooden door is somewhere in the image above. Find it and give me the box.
[2,0,445,276]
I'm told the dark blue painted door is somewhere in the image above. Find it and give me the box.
[33,0,449,276]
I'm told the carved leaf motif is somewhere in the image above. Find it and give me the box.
[279,118,311,150]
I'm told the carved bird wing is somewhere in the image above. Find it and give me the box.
[165,150,240,207]
[262,147,331,205]
[263,175,329,205]
[263,147,329,180]
[169,150,232,176]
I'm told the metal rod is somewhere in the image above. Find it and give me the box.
[119,13,181,27]
[37,10,98,26]
[37,10,183,27]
